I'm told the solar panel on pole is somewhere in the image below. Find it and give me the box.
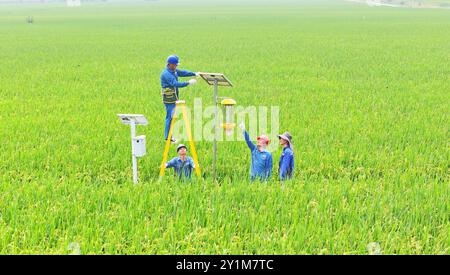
[197,73,233,181]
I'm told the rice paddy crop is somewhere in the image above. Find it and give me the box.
[0,0,448,254]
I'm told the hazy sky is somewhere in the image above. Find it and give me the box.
[0,0,329,4]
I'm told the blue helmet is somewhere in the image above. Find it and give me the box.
[167,55,179,65]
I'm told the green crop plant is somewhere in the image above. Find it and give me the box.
[0,0,448,254]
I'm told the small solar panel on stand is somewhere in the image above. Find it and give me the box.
[197,73,233,181]
[117,114,149,184]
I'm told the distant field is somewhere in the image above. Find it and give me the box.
[0,0,448,254]
[348,0,450,8]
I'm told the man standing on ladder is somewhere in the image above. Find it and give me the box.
[160,54,199,144]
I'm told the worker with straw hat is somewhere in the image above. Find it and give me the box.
[278,131,294,181]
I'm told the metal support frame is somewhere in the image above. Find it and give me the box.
[213,79,218,181]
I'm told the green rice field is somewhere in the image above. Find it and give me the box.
[0,0,448,254]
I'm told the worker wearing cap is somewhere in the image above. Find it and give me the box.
[239,122,273,182]
[160,55,199,143]
[165,144,196,180]
[278,132,294,181]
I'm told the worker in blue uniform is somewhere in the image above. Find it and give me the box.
[160,55,199,143]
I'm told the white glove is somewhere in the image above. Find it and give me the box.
[239,122,246,131]
[188,79,197,86]
[195,72,200,77]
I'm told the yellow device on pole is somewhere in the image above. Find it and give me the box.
[221,98,237,136]
[159,100,201,178]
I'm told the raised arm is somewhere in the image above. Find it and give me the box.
[176,69,196,77]
[243,130,256,151]
[162,72,189,88]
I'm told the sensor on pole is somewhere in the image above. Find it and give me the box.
[117,114,148,184]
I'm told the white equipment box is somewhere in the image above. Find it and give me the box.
[132,135,146,157]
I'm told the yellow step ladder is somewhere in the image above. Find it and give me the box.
[159,100,201,178]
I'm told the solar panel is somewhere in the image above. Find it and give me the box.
[198,72,233,87]
[117,114,148,125]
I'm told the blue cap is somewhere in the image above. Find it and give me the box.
[167,55,179,65]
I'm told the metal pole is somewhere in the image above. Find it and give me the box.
[213,79,218,181]
[132,155,138,184]
[130,121,138,184]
